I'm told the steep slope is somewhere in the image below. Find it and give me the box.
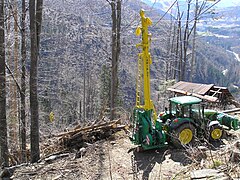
[38,0,240,123]
[10,129,240,179]
[197,5,240,96]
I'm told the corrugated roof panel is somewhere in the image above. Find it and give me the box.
[170,81,214,95]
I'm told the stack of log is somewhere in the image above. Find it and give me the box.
[55,119,126,149]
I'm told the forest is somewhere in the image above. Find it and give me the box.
[0,0,240,178]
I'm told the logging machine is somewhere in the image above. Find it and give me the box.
[130,10,240,150]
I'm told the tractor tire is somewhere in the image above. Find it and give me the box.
[209,124,223,141]
[136,146,144,152]
[171,123,196,148]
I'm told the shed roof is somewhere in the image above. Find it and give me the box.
[170,81,214,95]
[167,81,234,103]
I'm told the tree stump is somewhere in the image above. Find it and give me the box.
[229,140,240,163]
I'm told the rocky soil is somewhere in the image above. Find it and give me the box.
[4,129,240,180]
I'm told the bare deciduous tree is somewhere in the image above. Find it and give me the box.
[0,0,9,167]
[20,0,27,163]
[107,0,121,120]
[29,0,43,163]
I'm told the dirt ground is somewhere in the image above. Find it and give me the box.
[10,129,240,180]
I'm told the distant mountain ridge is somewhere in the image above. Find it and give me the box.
[140,0,173,12]
[141,0,240,9]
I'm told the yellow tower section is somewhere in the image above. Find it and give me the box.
[135,9,157,121]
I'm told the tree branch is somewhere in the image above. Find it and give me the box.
[5,63,23,96]
[105,0,111,5]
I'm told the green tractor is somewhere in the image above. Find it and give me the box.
[159,96,240,147]
[130,10,240,151]
[132,94,240,149]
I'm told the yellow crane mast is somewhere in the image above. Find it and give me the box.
[135,9,157,121]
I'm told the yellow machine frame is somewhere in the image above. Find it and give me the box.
[135,9,157,121]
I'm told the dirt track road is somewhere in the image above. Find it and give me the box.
[11,130,240,179]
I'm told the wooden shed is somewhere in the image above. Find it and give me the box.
[167,81,238,108]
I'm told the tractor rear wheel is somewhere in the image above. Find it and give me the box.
[209,124,223,141]
[171,123,196,148]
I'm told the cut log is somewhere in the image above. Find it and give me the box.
[44,153,70,163]
[39,119,126,159]
[55,119,121,138]
[0,163,28,179]
[56,119,126,149]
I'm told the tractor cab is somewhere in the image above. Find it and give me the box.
[160,96,203,123]
[169,96,203,120]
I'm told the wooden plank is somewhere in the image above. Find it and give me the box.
[167,88,218,102]
[222,108,240,114]
[230,99,240,108]
[209,90,222,94]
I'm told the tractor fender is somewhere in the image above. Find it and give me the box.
[208,120,220,128]
[169,118,196,131]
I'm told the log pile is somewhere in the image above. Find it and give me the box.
[55,119,126,149]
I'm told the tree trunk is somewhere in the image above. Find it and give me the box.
[190,0,198,82]
[36,0,43,52]
[181,0,191,81]
[176,2,183,81]
[86,72,90,119]
[12,0,19,155]
[29,0,43,163]
[83,54,86,122]
[6,1,15,154]
[6,2,14,136]
[20,0,27,163]
[116,0,121,64]
[166,17,173,81]
[110,0,121,121]
[170,17,176,80]
[175,21,180,81]
[0,0,9,167]
[110,0,117,121]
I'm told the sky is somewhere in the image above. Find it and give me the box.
[217,0,240,7]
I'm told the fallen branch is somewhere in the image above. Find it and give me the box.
[55,119,121,138]
[43,153,70,163]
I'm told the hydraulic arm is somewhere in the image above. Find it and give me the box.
[135,9,157,121]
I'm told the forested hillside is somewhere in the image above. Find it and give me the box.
[198,5,240,90]
[39,0,240,125]
[39,0,169,123]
